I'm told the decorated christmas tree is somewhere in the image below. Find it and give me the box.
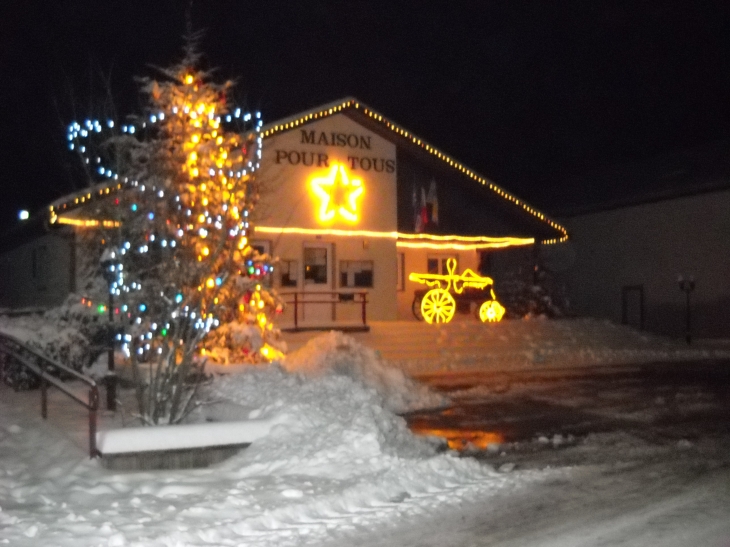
[67,38,283,424]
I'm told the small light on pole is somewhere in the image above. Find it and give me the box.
[18,210,29,221]
[677,275,695,345]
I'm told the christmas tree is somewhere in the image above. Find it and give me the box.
[67,39,283,424]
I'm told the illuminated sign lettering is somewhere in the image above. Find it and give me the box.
[301,130,372,149]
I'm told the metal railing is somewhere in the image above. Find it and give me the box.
[0,332,100,458]
[279,291,369,330]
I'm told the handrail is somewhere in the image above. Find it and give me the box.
[0,334,98,387]
[278,291,368,330]
[0,331,100,458]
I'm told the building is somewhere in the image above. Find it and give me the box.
[557,140,730,339]
[1,98,567,328]
[0,216,76,310]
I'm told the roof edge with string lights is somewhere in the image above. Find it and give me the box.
[48,98,568,244]
[260,97,568,245]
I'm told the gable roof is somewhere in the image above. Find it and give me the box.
[44,97,568,245]
[261,97,568,244]
[556,139,730,217]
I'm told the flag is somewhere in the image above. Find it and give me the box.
[419,187,428,231]
[412,185,420,232]
[427,179,438,226]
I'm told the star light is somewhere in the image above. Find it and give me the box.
[309,163,364,223]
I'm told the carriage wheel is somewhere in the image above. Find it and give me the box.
[412,295,424,321]
[421,289,456,324]
[479,300,506,323]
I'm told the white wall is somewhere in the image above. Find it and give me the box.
[257,114,398,321]
[257,113,397,232]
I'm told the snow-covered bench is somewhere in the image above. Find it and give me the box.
[96,418,277,470]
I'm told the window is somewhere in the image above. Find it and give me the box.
[340,260,373,288]
[427,258,439,274]
[304,247,328,285]
[279,260,298,287]
[427,255,457,275]
[250,240,271,259]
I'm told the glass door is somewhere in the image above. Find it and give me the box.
[301,243,334,325]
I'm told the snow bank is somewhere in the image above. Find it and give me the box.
[5,316,729,545]
[0,360,509,547]
[208,364,439,470]
[281,331,447,413]
[0,313,90,371]
[348,318,730,375]
[200,365,506,541]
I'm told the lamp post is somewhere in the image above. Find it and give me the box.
[100,248,118,411]
[677,275,695,345]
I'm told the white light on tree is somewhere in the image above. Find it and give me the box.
[66,36,284,425]
[18,210,29,220]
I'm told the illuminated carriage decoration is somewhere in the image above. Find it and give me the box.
[409,258,506,324]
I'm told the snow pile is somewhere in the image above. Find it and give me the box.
[0,363,510,546]
[281,331,446,413]
[210,365,436,470]
[203,365,502,541]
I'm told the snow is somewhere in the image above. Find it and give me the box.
[1,317,729,546]
[0,313,90,368]
[97,418,280,454]
[279,330,447,413]
[0,314,72,347]
[0,359,508,546]
[332,318,730,376]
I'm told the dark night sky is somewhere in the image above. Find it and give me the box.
[1,0,729,232]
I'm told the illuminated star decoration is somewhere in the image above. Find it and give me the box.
[310,163,364,223]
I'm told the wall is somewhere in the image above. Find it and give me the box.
[562,189,730,338]
[0,230,75,309]
[266,233,397,324]
[257,114,398,322]
[257,113,397,232]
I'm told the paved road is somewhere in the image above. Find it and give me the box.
[352,360,730,547]
[406,359,730,451]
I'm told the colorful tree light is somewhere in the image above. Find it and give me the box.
[66,38,283,424]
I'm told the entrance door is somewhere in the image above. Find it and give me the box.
[621,285,644,330]
[302,243,334,325]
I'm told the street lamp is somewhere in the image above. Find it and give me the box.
[100,248,118,411]
[677,275,695,345]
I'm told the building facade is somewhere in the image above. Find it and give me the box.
[560,188,730,339]
[252,99,566,327]
[1,98,567,328]
[0,221,76,310]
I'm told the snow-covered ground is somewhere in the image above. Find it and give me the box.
[1,319,729,546]
[285,317,730,376]
[0,332,515,546]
